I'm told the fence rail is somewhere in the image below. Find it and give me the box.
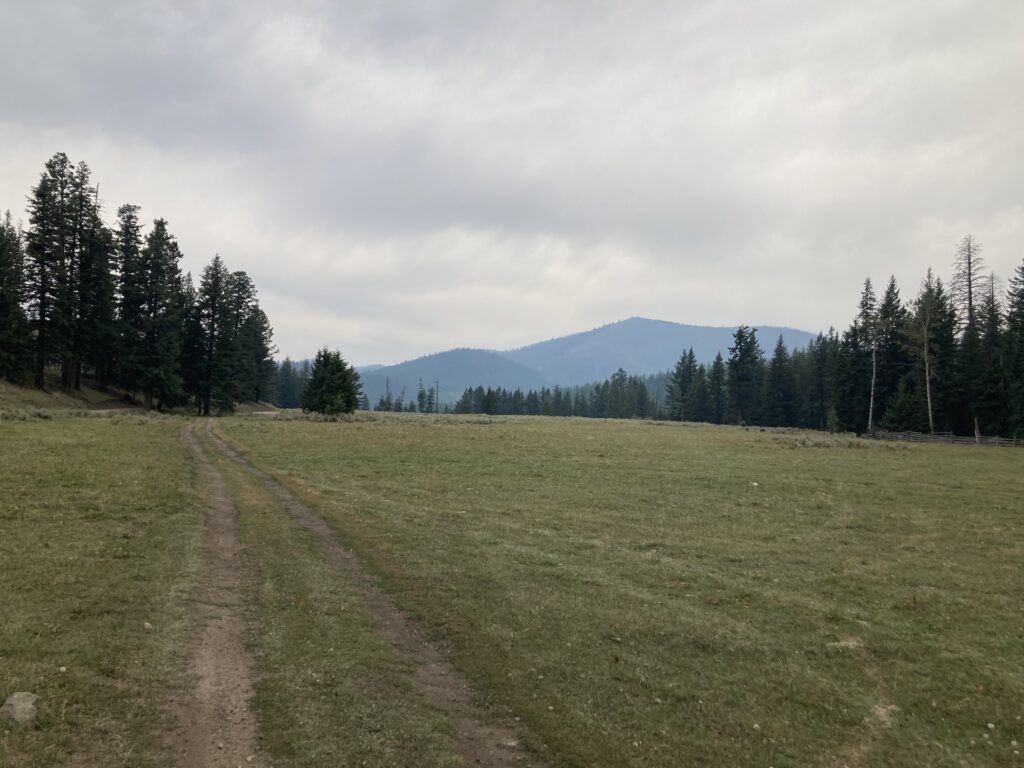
[871,429,1023,447]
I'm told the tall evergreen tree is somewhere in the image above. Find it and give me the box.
[875,275,909,424]
[763,335,796,427]
[708,352,726,424]
[975,274,1006,435]
[686,363,711,423]
[136,218,183,408]
[238,305,275,403]
[74,174,117,389]
[726,325,764,425]
[0,212,30,382]
[115,203,146,395]
[1005,257,1024,437]
[24,153,75,388]
[666,348,697,421]
[197,255,230,415]
[178,272,204,408]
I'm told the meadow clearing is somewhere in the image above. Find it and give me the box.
[2,409,1022,767]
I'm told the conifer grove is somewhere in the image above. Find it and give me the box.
[0,153,275,413]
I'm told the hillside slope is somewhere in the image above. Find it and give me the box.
[0,375,136,412]
[500,317,817,385]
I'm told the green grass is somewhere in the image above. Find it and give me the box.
[195,426,466,767]
[0,416,201,767]
[3,410,1021,766]
[219,414,1024,767]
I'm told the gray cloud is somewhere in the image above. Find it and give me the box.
[1,0,1021,364]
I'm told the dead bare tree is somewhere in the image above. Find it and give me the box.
[950,234,985,332]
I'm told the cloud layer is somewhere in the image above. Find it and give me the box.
[2,0,1021,363]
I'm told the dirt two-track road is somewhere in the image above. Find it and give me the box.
[178,420,541,768]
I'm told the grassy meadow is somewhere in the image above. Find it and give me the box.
[218,414,1024,767]
[0,415,202,767]
[1,409,1022,767]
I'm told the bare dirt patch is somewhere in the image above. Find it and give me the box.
[178,422,261,768]
[204,420,543,768]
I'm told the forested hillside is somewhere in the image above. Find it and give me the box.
[341,319,815,409]
[446,250,1024,438]
[0,153,275,412]
[500,317,815,384]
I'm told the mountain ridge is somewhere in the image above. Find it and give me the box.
[357,317,818,406]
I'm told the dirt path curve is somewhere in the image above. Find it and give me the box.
[203,420,545,768]
[179,422,261,768]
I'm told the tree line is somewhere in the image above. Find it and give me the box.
[0,153,275,413]
[450,370,659,418]
[448,238,1024,438]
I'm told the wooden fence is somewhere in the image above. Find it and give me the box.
[870,429,1023,447]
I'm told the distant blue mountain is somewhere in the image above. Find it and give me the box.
[355,317,818,405]
[359,348,549,406]
[500,317,816,385]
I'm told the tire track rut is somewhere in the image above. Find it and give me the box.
[178,422,261,768]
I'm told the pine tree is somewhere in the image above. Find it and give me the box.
[24,153,75,388]
[1005,257,1024,437]
[763,335,796,427]
[708,352,726,424]
[136,219,184,409]
[115,203,146,396]
[975,274,1006,435]
[666,348,697,421]
[726,325,764,425]
[79,195,117,390]
[238,305,275,402]
[875,276,909,425]
[179,273,204,409]
[686,364,710,423]
[0,212,30,382]
[301,348,361,415]
[197,255,230,415]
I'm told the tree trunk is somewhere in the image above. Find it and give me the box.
[144,388,153,410]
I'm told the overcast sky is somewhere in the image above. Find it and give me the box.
[1,1,1021,364]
